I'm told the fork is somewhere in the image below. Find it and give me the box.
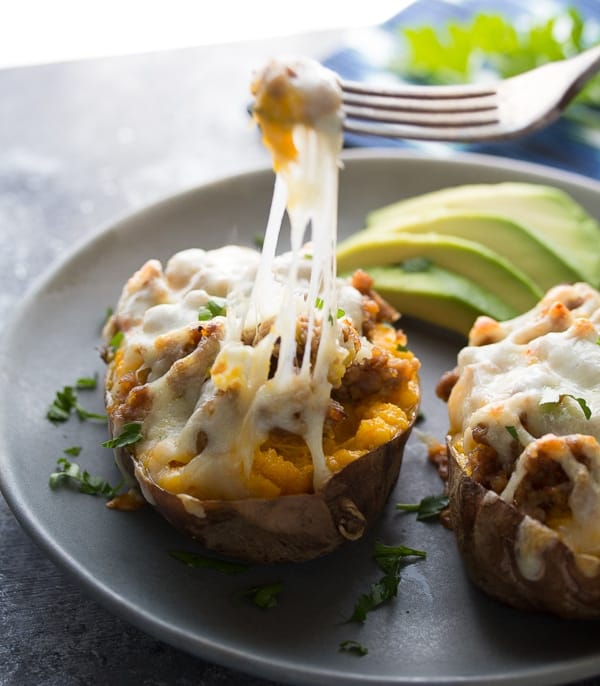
[340,44,600,142]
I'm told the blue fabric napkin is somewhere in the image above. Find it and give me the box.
[323,0,600,180]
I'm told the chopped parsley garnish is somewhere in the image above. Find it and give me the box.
[349,542,426,623]
[63,446,82,457]
[75,374,98,390]
[198,298,227,321]
[315,297,345,323]
[47,386,78,422]
[568,395,592,420]
[170,550,250,575]
[109,330,124,351]
[47,383,106,423]
[396,493,449,521]
[253,234,265,250]
[75,406,108,422]
[339,640,368,656]
[102,422,143,448]
[239,582,283,609]
[396,343,408,352]
[505,425,520,441]
[400,257,432,273]
[540,392,592,420]
[49,451,123,498]
[373,542,427,573]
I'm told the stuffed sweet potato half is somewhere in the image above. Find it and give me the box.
[102,248,420,563]
[441,282,600,618]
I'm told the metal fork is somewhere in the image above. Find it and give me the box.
[341,44,600,142]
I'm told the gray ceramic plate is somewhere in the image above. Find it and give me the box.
[2,150,600,686]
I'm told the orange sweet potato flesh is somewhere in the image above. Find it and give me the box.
[119,424,413,564]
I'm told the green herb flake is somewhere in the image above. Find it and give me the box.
[170,550,250,575]
[47,382,106,424]
[506,425,519,441]
[349,542,426,622]
[109,330,124,351]
[49,456,123,498]
[253,234,265,250]
[339,640,368,656]
[102,422,143,449]
[350,571,400,623]
[540,393,592,420]
[373,542,427,573]
[75,405,108,422]
[315,297,324,310]
[47,386,78,422]
[396,344,408,352]
[568,395,592,420]
[400,257,432,273]
[396,493,449,521]
[198,298,227,321]
[63,446,82,457]
[75,374,98,390]
[240,582,283,609]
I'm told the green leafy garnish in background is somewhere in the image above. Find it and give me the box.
[393,7,600,108]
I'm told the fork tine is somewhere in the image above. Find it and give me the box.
[340,78,496,100]
[340,45,600,142]
[343,104,499,128]
[342,119,508,142]
[342,91,498,114]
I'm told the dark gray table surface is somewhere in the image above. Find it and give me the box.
[2,29,600,686]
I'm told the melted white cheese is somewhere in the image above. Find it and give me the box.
[108,57,366,497]
[449,283,600,561]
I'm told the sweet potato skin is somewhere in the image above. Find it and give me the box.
[447,440,600,619]
[116,424,413,564]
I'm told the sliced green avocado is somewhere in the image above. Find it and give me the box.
[366,183,600,286]
[364,264,517,337]
[337,232,542,312]
[364,208,580,291]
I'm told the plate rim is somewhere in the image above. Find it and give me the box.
[2,148,600,686]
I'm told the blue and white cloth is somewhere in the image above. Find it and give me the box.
[323,0,600,179]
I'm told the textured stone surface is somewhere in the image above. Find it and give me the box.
[0,32,339,686]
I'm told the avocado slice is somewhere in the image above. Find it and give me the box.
[364,264,517,337]
[366,183,600,286]
[337,232,542,312]
[364,209,580,291]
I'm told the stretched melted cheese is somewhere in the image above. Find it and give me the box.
[449,282,600,570]
[104,58,419,502]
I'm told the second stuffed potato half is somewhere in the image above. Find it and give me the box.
[442,282,600,618]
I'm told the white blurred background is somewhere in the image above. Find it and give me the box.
[0,0,414,69]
